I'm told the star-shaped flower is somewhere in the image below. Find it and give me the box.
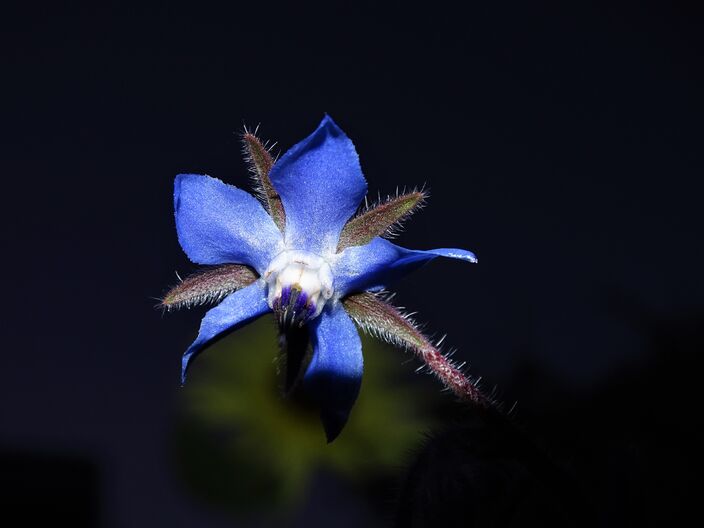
[162,116,489,441]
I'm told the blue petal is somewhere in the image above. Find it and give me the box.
[175,174,283,273]
[304,303,363,442]
[332,237,477,296]
[269,116,367,254]
[181,281,270,383]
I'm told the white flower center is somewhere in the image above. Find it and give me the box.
[264,250,334,327]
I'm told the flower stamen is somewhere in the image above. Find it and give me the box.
[265,250,333,327]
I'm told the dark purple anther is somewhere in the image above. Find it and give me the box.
[293,290,308,313]
[280,286,291,308]
[274,285,316,328]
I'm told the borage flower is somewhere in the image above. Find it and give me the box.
[162,116,489,441]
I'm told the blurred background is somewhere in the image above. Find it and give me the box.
[2,1,703,526]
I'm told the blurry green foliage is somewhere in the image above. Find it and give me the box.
[173,316,440,515]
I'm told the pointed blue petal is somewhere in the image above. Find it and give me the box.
[304,304,363,442]
[269,116,367,254]
[175,174,283,273]
[181,281,270,383]
[332,237,477,296]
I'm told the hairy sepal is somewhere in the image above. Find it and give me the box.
[337,190,426,251]
[242,129,286,232]
[161,264,258,311]
[342,292,491,407]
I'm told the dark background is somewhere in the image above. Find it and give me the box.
[2,1,703,526]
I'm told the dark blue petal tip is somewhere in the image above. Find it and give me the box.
[320,407,351,443]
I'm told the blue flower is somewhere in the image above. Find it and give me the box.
[163,116,484,441]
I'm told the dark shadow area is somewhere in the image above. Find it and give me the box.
[396,410,591,527]
[0,450,100,527]
[396,299,701,526]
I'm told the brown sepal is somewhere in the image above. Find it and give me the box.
[337,191,426,251]
[161,264,258,311]
[242,130,286,232]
